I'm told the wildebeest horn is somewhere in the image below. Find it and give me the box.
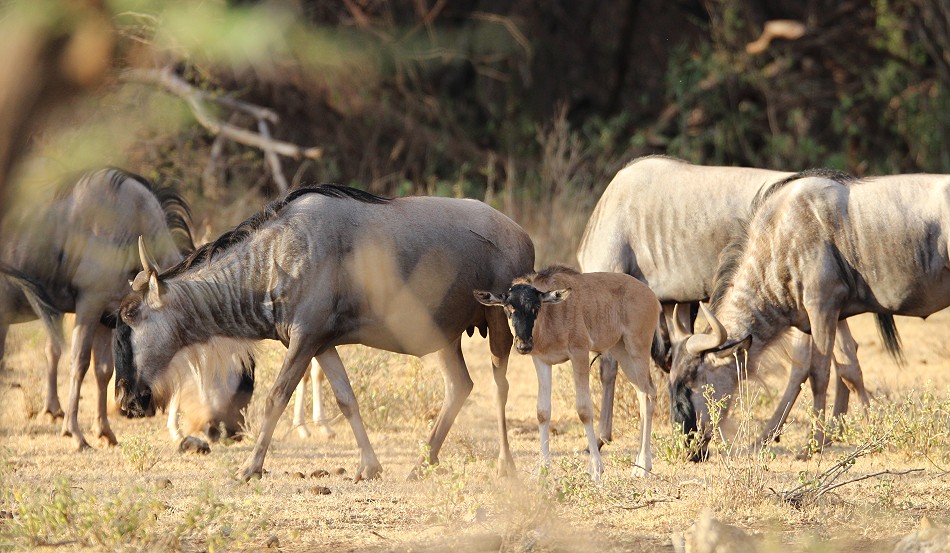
[685,302,728,355]
[138,235,159,275]
[671,303,691,342]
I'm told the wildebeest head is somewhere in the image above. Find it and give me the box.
[114,237,184,416]
[473,284,571,354]
[667,303,751,461]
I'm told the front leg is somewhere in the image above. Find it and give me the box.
[90,326,117,446]
[236,334,318,482]
[486,305,516,476]
[570,352,602,482]
[532,357,553,471]
[760,329,811,445]
[61,313,98,451]
[800,302,840,457]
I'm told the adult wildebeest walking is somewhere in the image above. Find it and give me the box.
[0,168,190,450]
[670,169,950,451]
[114,184,535,481]
[476,265,660,481]
[577,156,876,448]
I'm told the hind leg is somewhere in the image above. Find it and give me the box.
[311,359,335,437]
[292,364,312,438]
[90,325,116,446]
[611,344,655,477]
[414,338,474,478]
[42,316,64,419]
[597,353,618,449]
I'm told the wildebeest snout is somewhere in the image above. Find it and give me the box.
[117,380,154,418]
[514,337,533,354]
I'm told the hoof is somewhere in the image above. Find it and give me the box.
[354,464,383,482]
[235,466,263,482]
[73,438,91,452]
[42,408,65,422]
[496,456,516,478]
[295,425,311,439]
[179,436,211,455]
[632,466,650,478]
[95,430,118,447]
[318,425,337,439]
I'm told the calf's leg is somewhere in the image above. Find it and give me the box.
[311,359,335,437]
[532,357,553,470]
[611,344,655,477]
[570,351,603,482]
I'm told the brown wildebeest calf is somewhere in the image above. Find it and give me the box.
[475,265,661,481]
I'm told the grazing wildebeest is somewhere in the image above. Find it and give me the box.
[0,168,190,450]
[475,265,661,481]
[293,359,335,439]
[670,169,950,452]
[577,156,876,448]
[114,184,535,481]
[164,343,256,450]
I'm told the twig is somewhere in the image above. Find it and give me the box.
[814,468,923,501]
[612,497,676,510]
[257,118,288,193]
[121,67,322,160]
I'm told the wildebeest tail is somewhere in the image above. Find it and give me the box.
[875,313,904,364]
[0,264,62,346]
[651,326,670,372]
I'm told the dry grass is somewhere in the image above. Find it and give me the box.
[1,311,948,552]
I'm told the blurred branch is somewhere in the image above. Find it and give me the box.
[122,67,322,162]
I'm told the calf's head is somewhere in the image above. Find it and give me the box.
[667,303,751,461]
[473,284,570,354]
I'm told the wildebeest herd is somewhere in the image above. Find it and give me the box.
[1,156,948,482]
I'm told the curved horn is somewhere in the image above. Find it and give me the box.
[138,235,159,274]
[670,303,692,342]
[685,302,728,355]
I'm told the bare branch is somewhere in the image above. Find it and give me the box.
[257,118,289,193]
[121,67,322,161]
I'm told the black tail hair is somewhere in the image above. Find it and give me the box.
[875,313,904,364]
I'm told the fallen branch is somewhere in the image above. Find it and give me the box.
[612,497,676,511]
[771,435,923,508]
[121,67,322,161]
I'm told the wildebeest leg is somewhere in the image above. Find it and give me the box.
[830,320,869,419]
[42,315,64,419]
[236,335,320,482]
[532,357,553,471]
[596,354,618,449]
[570,351,603,482]
[801,305,839,454]
[414,337,473,477]
[611,344,655,477]
[759,329,812,445]
[90,325,117,446]
[486,306,515,476]
[61,308,100,451]
[292,363,313,438]
[166,388,184,442]
[314,350,380,481]
[311,359,335,437]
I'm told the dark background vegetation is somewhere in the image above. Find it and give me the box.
[6,0,950,218]
[144,0,950,196]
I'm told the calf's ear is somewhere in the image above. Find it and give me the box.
[473,290,505,306]
[541,288,571,304]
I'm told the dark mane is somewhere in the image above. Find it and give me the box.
[710,168,857,308]
[160,184,391,279]
[623,154,687,170]
[108,168,196,254]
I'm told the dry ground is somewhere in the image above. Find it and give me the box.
[1,309,949,552]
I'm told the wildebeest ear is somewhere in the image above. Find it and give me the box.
[130,270,150,292]
[540,288,571,304]
[473,290,505,306]
[712,334,753,358]
[146,271,166,307]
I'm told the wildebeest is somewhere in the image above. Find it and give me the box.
[576,156,874,447]
[475,265,661,481]
[293,359,336,439]
[114,184,535,481]
[670,169,950,451]
[0,168,190,450]
[164,343,256,450]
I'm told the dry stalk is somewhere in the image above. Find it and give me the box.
[771,434,923,508]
